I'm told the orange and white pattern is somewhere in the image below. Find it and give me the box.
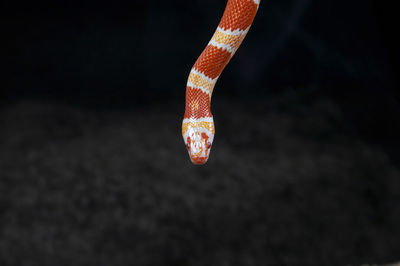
[183,0,260,164]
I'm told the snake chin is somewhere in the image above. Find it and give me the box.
[183,127,214,165]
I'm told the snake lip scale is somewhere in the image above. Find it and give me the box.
[182,0,260,164]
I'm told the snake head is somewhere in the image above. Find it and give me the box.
[182,118,215,165]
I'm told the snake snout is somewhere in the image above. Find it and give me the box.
[191,156,208,165]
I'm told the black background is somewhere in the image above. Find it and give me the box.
[1,0,399,265]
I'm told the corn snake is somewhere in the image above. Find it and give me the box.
[182,0,260,164]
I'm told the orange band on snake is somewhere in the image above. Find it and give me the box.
[182,0,260,164]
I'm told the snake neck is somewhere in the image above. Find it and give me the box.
[182,79,215,165]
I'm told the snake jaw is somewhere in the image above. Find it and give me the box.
[183,123,214,165]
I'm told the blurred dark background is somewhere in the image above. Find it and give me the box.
[1,0,399,265]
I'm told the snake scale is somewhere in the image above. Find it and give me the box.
[182,0,260,164]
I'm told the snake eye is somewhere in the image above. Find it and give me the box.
[206,142,212,149]
[186,137,191,150]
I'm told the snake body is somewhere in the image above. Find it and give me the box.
[182,0,260,164]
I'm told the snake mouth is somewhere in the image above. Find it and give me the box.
[190,156,208,165]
